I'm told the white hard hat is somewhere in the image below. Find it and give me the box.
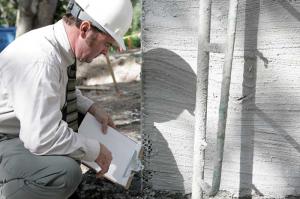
[69,0,133,50]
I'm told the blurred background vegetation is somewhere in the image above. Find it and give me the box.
[0,0,140,48]
[0,0,17,26]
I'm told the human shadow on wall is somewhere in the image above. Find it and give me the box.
[239,0,260,197]
[142,48,196,194]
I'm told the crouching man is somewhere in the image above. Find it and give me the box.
[0,0,133,198]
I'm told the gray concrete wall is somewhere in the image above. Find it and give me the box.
[142,0,300,197]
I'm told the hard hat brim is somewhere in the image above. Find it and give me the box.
[104,28,126,51]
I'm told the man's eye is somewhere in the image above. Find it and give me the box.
[106,43,117,52]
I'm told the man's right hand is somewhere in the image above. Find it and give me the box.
[95,143,112,178]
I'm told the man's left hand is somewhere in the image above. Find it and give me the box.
[88,103,116,134]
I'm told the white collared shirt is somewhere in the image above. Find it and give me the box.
[0,20,100,162]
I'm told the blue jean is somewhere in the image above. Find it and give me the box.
[0,138,82,199]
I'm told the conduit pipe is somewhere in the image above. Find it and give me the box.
[192,0,212,198]
[210,0,239,196]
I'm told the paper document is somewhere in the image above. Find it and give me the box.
[78,113,143,188]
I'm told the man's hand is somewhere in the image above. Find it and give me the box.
[88,103,116,134]
[95,143,112,178]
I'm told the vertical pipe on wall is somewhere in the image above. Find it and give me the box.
[192,0,212,198]
[210,0,239,196]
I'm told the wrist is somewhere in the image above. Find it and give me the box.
[88,103,96,115]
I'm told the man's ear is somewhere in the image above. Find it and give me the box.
[79,21,92,38]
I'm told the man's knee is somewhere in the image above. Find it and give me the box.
[26,156,83,199]
[64,158,83,190]
[0,157,82,199]
[50,157,82,196]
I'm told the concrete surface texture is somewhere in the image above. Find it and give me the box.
[142,0,300,197]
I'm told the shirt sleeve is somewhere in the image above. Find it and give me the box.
[11,61,100,162]
[76,88,94,114]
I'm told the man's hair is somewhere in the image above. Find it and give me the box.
[63,13,82,28]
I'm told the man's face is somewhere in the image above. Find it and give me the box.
[75,22,116,63]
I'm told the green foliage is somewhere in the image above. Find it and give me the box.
[124,34,140,49]
[126,0,141,36]
[0,0,17,27]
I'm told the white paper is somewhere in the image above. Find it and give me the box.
[78,113,142,187]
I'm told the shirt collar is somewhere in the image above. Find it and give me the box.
[53,19,75,66]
